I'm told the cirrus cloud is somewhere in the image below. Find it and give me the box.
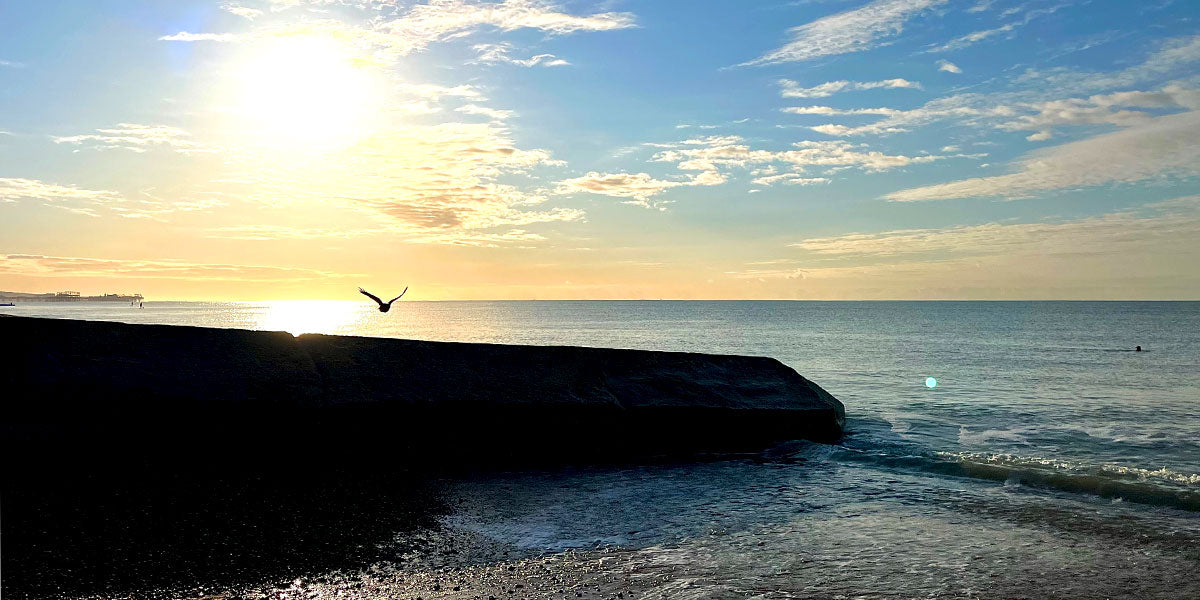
[1,177,120,204]
[554,170,726,210]
[472,42,570,67]
[52,123,217,154]
[936,59,961,73]
[158,0,634,62]
[159,31,237,42]
[778,78,922,98]
[885,110,1200,201]
[742,0,947,66]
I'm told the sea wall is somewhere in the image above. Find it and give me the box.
[0,315,844,468]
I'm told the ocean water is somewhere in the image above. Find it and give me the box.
[5,300,1200,598]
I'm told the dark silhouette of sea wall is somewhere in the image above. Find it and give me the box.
[1,314,844,597]
[1,314,844,468]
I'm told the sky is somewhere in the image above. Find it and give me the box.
[1,0,1198,300]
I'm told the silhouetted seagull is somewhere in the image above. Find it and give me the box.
[359,286,408,313]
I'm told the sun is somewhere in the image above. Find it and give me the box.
[228,36,386,149]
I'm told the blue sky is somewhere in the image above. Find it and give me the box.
[1,0,1198,299]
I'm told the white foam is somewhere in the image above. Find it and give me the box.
[1100,464,1200,486]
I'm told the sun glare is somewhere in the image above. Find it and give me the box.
[254,300,366,336]
[230,36,386,149]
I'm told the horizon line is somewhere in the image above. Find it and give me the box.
[7,297,1197,303]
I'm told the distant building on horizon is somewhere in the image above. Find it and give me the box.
[0,290,144,303]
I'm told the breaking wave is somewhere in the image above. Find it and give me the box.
[834,424,1200,512]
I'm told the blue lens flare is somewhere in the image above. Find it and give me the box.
[925,377,938,388]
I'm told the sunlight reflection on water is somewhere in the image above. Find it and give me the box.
[251,300,370,336]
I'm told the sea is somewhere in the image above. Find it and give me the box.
[4,300,1199,599]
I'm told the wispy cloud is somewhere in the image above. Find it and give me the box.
[931,27,1006,53]
[159,31,238,42]
[1142,34,1200,76]
[781,199,1200,295]
[557,136,975,201]
[783,105,901,116]
[0,59,26,68]
[472,42,570,67]
[651,136,971,177]
[779,78,922,98]
[802,94,1009,136]
[885,110,1200,201]
[742,0,948,66]
[364,0,633,59]
[726,199,1200,298]
[926,3,1068,53]
[221,3,263,20]
[996,85,1200,138]
[111,191,225,221]
[800,81,1200,138]
[455,104,515,120]
[384,82,486,115]
[399,82,485,100]
[936,59,962,73]
[158,1,634,60]
[380,0,635,40]
[799,36,1200,138]
[221,121,583,237]
[1,176,226,220]
[1018,34,1200,94]
[751,174,831,186]
[0,253,356,281]
[52,123,217,154]
[0,178,120,204]
[967,0,994,13]
[554,170,725,210]
[791,209,1199,258]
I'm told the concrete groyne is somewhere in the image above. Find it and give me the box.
[1,315,844,468]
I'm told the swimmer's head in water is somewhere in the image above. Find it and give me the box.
[1136,346,1142,351]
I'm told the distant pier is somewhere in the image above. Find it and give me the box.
[0,290,144,303]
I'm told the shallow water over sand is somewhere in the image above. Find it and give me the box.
[3,301,1198,598]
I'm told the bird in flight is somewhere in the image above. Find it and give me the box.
[359,286,408,313]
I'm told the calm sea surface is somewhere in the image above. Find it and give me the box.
[5,300,1199,598]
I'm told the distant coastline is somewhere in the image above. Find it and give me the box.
[0,290,144,303]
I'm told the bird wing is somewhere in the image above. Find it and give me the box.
[358,287,384,305]
[387,287,408,304]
